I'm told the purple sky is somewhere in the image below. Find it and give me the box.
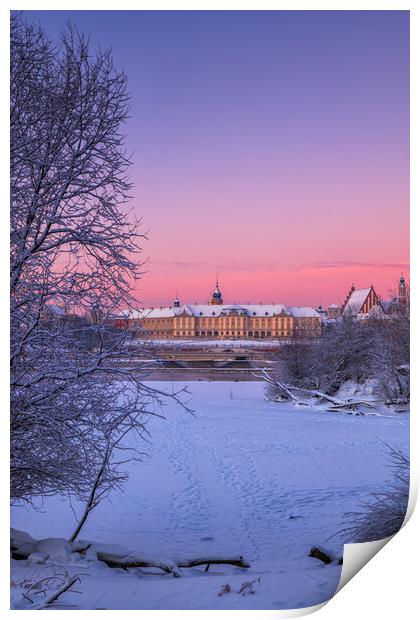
[24,10,410,307]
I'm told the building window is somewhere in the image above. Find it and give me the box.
[249,331,253,336]
[254,331,259,337]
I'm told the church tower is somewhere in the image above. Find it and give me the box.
[208,275,223,305]
[399,274,407,308]
[173,292,180,308]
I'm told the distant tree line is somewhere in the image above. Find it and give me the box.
[267,313,410,405]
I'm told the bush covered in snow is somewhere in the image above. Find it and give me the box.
[339,446,410,542]
[266,314,409,405]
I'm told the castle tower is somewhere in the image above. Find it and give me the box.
[399,274,407,308]
[208,275,223,305]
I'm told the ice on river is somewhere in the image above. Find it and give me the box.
[11,381,409,610]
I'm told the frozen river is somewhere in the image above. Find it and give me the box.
[12,381,409,610]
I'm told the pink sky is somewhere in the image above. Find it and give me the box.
[35,11,410,308]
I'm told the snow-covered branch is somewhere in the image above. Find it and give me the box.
[256,313,409,412]
[10,14,189,511]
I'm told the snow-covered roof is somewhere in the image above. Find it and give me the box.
[116,303,322,320]
[244,304,289,317]
[342,288,372,315]
[118,307,182,319]
[184,304,222,317]
[287,307,322,318]
[145,307,182,318]
[328,303,339,309]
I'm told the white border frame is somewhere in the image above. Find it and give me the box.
[1,2,417,618]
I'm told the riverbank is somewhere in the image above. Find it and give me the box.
[11,381,409,610]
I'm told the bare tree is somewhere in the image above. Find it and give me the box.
[260,316,372,400]
[10,14,188,512]
[260,310,409,410]
[312,316,373,394]
[279,341,315,388]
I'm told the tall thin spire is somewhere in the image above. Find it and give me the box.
[209,274,223,305]
[399,273,407,308]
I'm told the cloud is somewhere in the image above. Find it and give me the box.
[150,258,410,274]
[151,260,280,272]
[294,260,410,272]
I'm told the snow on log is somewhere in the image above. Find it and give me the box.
[11,528,37,559]
[256,368,380,413]
[177,556,250,569]
[96,550,179,575]
[96,549,250,575]
[11,531,250,576]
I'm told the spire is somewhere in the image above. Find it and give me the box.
[209,274,223,305]
[213,274,221,297]
[399,273,407,308]
[173,291,180,308]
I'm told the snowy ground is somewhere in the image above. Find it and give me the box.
[11,381,409,610]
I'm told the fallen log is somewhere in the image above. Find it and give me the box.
[254,372,379,412]
[99,552,250,576]
[326,400,377,410]
[308,546,332,564]
[287,386,348,407]
[11,532,250,578]
[326,409,365,416]
[178,556,250,570]
[99,554,179,575]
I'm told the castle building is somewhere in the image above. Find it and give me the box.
[327,304,342,319]
[115,278,322,340]
[341,284,383,317]
[339,276,409,319]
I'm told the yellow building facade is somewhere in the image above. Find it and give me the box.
[116,283,322,340]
